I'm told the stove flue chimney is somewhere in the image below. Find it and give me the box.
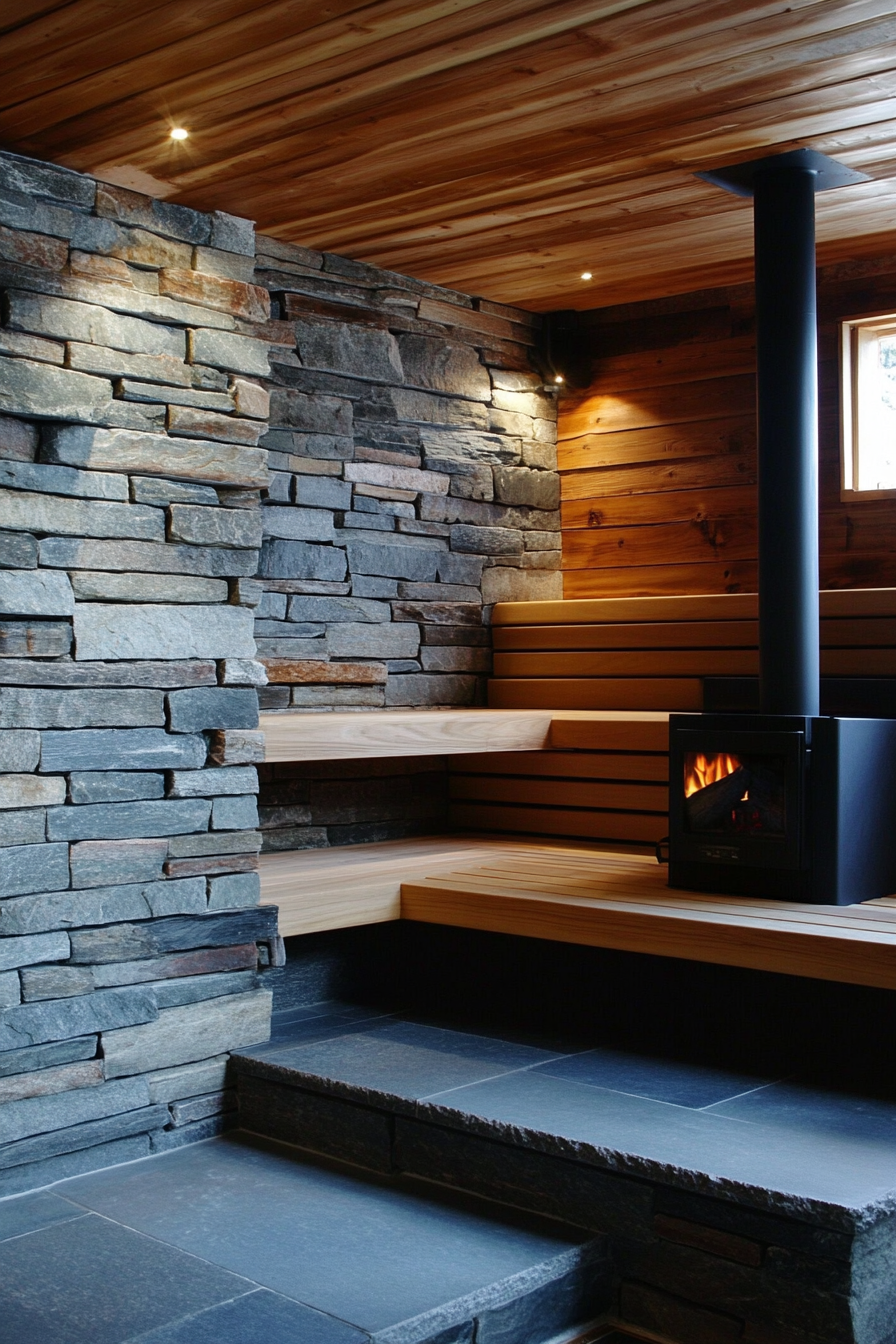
[697,149,868,716]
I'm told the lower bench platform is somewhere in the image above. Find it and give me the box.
[262,836,896,989]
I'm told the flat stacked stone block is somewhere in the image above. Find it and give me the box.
[254,234,560,718]
[0,151,277,1193]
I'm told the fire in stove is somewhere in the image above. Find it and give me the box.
[683,751,786,836]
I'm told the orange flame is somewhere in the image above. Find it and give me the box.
[684,751,742,799]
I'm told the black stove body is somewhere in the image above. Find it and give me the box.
[668,150,896,905]
[668,712,896,904]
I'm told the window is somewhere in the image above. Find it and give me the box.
[841,313,896,496]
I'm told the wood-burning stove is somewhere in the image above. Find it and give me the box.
[669,711,896,903]
[668,149,896,905]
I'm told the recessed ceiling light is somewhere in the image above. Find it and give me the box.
[170,127,189,141]
[580,271,593,281]
[554,374,565,384]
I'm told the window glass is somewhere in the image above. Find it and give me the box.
[842,315,896,495]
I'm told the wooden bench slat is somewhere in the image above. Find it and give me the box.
[400,851,896,989]
[491,589,896,626]
[449,802,667,844]
[493,649,896,678]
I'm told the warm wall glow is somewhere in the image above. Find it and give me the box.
[684,751,742,798]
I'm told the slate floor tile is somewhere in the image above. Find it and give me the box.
[254,1007,397,1055]
[0,1211,255,1344]
[128,1287,369,1344]
[533,1046,773,1109]
[0,1189,88,1243]
[247,1019,564,1103]
[418,1068,896,1214]
[60,1133,586,1335]
[705,1078,896,1140]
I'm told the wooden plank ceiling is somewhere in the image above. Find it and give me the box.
[2,0,896,310]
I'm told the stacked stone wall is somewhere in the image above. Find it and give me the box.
[253,236,561,712]
[0,152,277,1195]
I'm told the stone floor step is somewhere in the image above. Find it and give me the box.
[231,1002,896,1344]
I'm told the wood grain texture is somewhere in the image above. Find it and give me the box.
[3,0,896,309]
[260,708,554,761]
[401,849,896,988]
[259,833,547,935]
[556,263,896,599]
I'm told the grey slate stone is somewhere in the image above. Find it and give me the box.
[0,877,207,935]
[263,506,336,542]
[0,1103,166,1172]
[19,965,95,1002]
[0,730,39,771]
[293,476,352,509]
[0,486,163,542]
[0,457,128,500]
[220,658,267,686]
[0,357,108,425]
[46,798,210,841]
[0,570,74,616]
[6,291,184,357]
[0,186,78,238]
[0,1034,95,1080]
[0,152,95,207]
[189,328,270,376]
[0,930,69,972]
[207,871,260,911]
[492,465,560,509]
[67,905,277,963]
[73,603,256,661]
[287,595,390,623]
[0,987,158,1052]
[167,687,259,733]
[145,1055,229,1103]
[0,970,20,1008]
[42,728,207,773]
[130,476,220,506]
[0,1133,151,1194]
[450,524,524,555]
[346,539,441,580]
[44,425,268,490]
[168,504,263,550]
[0,531,38,569]
[204,730,264,766]
[40,536,259,578]
[0,620,72,657]
[0,775,64,809]
[0,842,69,897]
[328,623,421,658]
[168,829,260,857]
[102,989,271,1076]
[150,969,258,1008]
[385,674,477,706]
[352,575,399,598]
[211,795,259,831]
[2,688,163,728]
[258,539,347,581]
[68,772,166,803]
[169,766,258,798]
[69,838,169,889]
[0,810,47,846]
[70,571,228,604]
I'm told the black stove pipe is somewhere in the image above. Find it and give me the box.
[753,166,820,717]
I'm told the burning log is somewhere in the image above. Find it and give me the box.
[685,765,749,831]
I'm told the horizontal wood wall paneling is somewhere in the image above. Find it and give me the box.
[558,417,756,476]
[4,1,896,308]
[548,714,670,752]
[448,802,667,845]
[492,594,762,625]
[556,269,896,599]
[493,648,896,677]
[488,678,703,711]
[494,617,896,650]
[453,749,669,781]
[449,774,668,812]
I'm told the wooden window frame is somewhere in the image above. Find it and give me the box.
[840,311,896,500]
